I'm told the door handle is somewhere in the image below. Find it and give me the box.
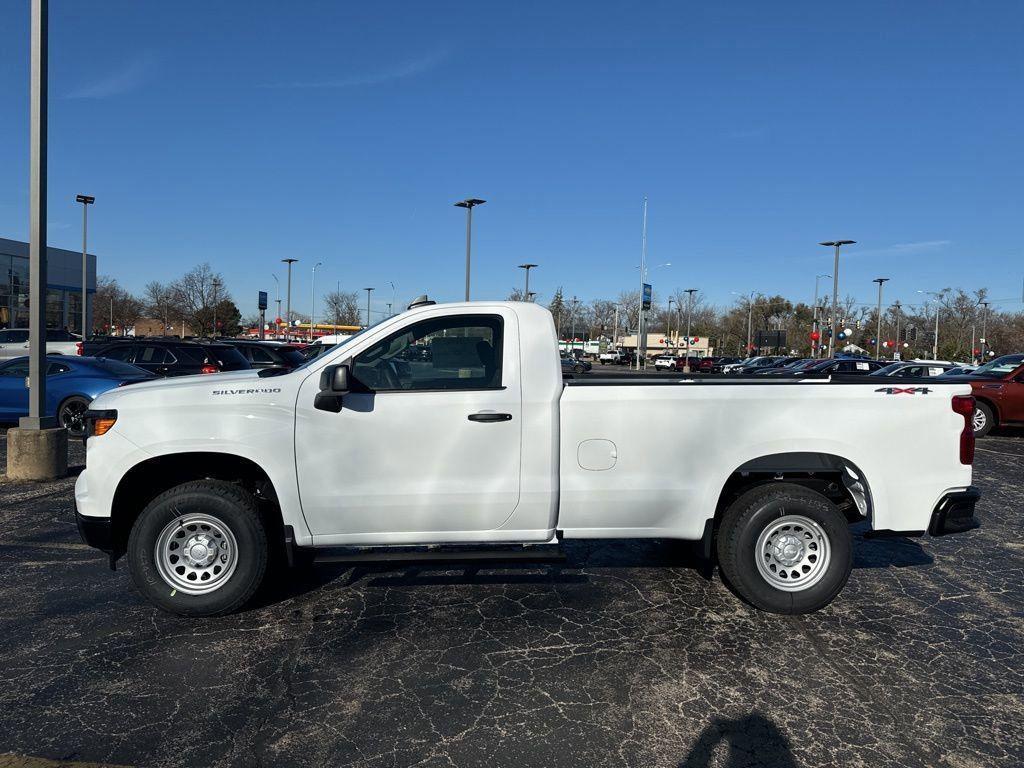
[468,412,512,423]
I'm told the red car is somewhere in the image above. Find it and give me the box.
[960,354,1024,437]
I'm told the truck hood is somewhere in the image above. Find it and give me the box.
[91,369,268,408]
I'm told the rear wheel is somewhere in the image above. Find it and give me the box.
[127,480,268,617]
[716,483,852,614]
[972,401,995,438]
[58,395,91,438]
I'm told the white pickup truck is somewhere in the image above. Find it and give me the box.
[75,299,980,617]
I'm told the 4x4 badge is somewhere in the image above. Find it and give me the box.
[874,387,932,395]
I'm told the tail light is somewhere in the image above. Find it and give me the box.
[200,364,220,374]
[76,342,83,355]
[951,395,975,465]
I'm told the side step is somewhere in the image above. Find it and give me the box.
[310,545,566,565]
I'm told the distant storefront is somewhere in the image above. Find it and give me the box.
[0,238,97,333]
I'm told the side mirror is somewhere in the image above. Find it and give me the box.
[314,364,351,412]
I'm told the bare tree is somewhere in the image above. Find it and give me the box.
[143,281,178,333]
[169,263,231,337]
[322,290,361,326]
[93,276,143,336]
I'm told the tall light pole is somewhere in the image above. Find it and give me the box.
[364,287,374,328]
[683,288,698,371]
[979,300,990,362]
[819,240,855,357]
[211,278,222,338]
[310,261,322,341]
[872,278,889,360]
[893,300,903,360]
[454,198,485,301]
[271,273,281,339]
[75,194,94,338]
[917,290,942,359]
[812,274,830,357]
[282,258,298,340]
[518,263,537,300]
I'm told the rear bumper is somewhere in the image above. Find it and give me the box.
[929,486,981,536]
[75,509,113,553]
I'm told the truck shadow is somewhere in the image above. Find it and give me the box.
[678,712,797,768]
[252,534,931,609]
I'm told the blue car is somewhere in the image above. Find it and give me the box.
[0,355,154,436]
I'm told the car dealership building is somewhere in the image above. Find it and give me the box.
[0,237,96,334]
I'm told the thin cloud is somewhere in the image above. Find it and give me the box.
[65,54,156,99]
[263,50,448,89]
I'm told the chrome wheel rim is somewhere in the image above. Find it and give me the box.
[755,514,831,592]
[972,408,986,433]
[154,514,238,595]
[59,399,89,436]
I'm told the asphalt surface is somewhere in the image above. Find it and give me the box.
[0,431,1022,768]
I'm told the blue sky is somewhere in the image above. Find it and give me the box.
[1,1,1023,320]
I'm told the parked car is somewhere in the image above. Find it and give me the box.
[797,358,887,376]
[223,340,306,371]
[941,363,979,377]
[748,357,804,374]
[955,353,1024,437]
[869,361,956,378]
[720,356,765,374]
[561,355,592,375]
[0,355,153,436]
[0,327,81,359]
[758,358,822,376]
[653,355,678,370]
[729,356,789,375]
[75,300,979,618]
[92,339,251,376]
[699,356,741,373]
[599,349,627,365]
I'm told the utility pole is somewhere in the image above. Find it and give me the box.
[893,300,902,360]
[211,278,221,338]
[364,287,374,328]
[872,278,889,360]
[310,261,322,341]
[819,240,855,357]
[667,298,676,351]
[613,303,620,348]
[282,258,297,341]
[683,288,697,372]
[272,274,281,339]
[979,301,990,362]
[812,274,830,358]
[747,293,754,357]
[518,263,537,300]
[75,194,94,339]
[454,198,485,301]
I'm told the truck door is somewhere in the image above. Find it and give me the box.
[294,310,523,541]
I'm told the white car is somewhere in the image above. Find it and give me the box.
[653,355,678,370]
[0,328,81,359]
[598,349,625,364]
[75,300,979,617]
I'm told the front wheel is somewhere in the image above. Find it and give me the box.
[716,483,852,614]
[127,480,268,617]
[58,395,91,438]
[973,401,995,438]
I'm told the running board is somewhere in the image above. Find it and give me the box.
[309,544,565,566]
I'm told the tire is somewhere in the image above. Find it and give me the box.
[573,364,586,374]
[716,483,852,614]
[58,395,91,438]
[973,401,995,438]
[127,480,268,617]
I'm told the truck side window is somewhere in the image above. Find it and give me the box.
[352,314,503,392]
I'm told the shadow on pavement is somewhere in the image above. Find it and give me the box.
[679,712,797,768]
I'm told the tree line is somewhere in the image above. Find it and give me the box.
[513,285,1024,361]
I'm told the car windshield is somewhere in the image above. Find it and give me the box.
[970,354,1024,378]
[871,362,906,376]
[88,358,154,377]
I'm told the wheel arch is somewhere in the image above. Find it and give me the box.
[702,452,872,560]
[973,395,999,425]
[109,452,284,559]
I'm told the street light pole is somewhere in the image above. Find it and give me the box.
[75,194,94,339]
[812,274,830,358]
[310,262,323,341]
[683,288,697,371]
[819,241,855,357]
[980,301,990,362]
[454,198,485,301]
[872,278,889,360]
[893,300,903,360]
[282,258,298,340]
[211,278,221,338]
[272,274,281,339]
[364,287,374,328]
[518,263,537,300]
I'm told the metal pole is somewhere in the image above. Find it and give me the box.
[746,294,753,357]
[212,279,219,338]
[667,298,675,352]
[76,195,95,339]
[364,287,374,328]
[24,0,50,428]
[933,304,940,360]
[684,289,696,372]
[830,246,840,358]
[282,258,297,341]
[637,197,647,371]
[894,301,902,360]
[310,262,322,341]
[570,297,578,352]
[873,278,889,360]
[613,304,619,347]
[464,205,472,301]
[980,301,990,360]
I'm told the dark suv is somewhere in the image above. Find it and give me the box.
[93,339,251,376]
[222,340,306,371]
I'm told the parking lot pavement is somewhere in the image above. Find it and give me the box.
[0,436,1022,768]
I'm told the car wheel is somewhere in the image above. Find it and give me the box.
[972,401,995,438]
[57,395,91,438]
[716,483,852,614]
[127,480,268,617]
[573,364,586,374]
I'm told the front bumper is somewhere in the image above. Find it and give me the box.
[75,509,114,553]
[929,487,981,536]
